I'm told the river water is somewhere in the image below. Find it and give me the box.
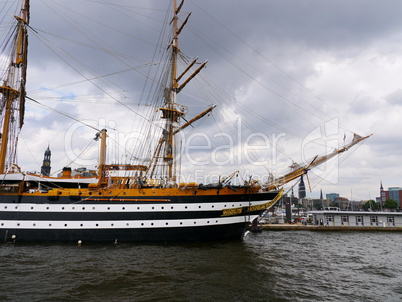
[0,231,401,301]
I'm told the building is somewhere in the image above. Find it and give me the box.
[380,183,402,209]
[40,146,51,176]
[326,193,339,202]
[298,175,306,199]
[310,210,402,227]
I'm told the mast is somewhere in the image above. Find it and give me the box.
[0,0,30,173]
[148,0,211,183]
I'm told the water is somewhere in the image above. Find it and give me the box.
[1,231,401,301]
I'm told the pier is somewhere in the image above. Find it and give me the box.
[262,224,402,231]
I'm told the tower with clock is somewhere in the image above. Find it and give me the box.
[41,146,51,176]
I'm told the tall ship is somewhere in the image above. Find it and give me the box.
[0,0,370,242]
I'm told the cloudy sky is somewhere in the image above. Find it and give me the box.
[2,0,402,201]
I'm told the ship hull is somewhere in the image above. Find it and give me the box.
[0,191,280,243]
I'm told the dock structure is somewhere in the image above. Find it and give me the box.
[262,224,402,231]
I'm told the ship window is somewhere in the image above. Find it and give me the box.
[141,223,144,226]
[49,224,52,226]
[0,223,3,226]
[64,224,67,227]
[80,224,83,227]
[17,223,20,226]
[325,215,334,222]
[180,222,182,225]
[62,207,64,210]
[151,223,154,226]
[122,207,125,210]
[31,207,34,210]
[82,207,85,210]
[89,192,92,195]
[356,216,363,223]
[96,224,99,227]
[166,222,168,225]
[111,223,114,226]
[4,206,7,209]
[370,216,378,223]
[341,216,349,222]
[137,207,140,210]
[33,223,36,226]
[161,207,164,209]
[198,206,201,209]
[126,223,129,226]
[123,192,126,195]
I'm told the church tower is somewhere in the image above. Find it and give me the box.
[298,175,306,199]
[41,146,51,176]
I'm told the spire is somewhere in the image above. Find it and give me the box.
[41,145,51,176]
[320,189,323,200]
[380,181,383,191]
[298,175,306,199]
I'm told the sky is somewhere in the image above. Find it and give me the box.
[2,0,402,201]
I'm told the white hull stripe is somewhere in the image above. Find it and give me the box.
[0,215,259,229]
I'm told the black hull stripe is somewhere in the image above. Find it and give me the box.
[0,223,248,242]
[0,192,279,204]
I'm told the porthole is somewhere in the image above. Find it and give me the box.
[49,223,52,226]
[82,207,85,210]
[62,207,65,210]
[33,223,36,226]
[185,206,188,209]
[80,224,83,227]
[194,221,196,224]
[96,224,99,227]
[4,206,7,209]
[92,207,95,210]
[166,222,168,225]
[89,192,92,195]
[98,192,102,195]
[171,207,174,209]
[0,223,3,226]
[107,207,110,210]
[137,207,140,210]
[17,223,20,226]
[207,221,210,224]
[180,222,183,225]
[152,207,154,210]
[122,207,125,210]
[123,192,126,195]
[161,207,164,209]
[15,206,18,209]
[141,223,144,226]
[46,207,49,210]
[198,206,201,209]
[151,223,154,226]
[31,207,34,210]
[212,205,214,208]
[72,207,75,210]
[126,223,129,226]
[111,223,114,226]
[64,224,67,227]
